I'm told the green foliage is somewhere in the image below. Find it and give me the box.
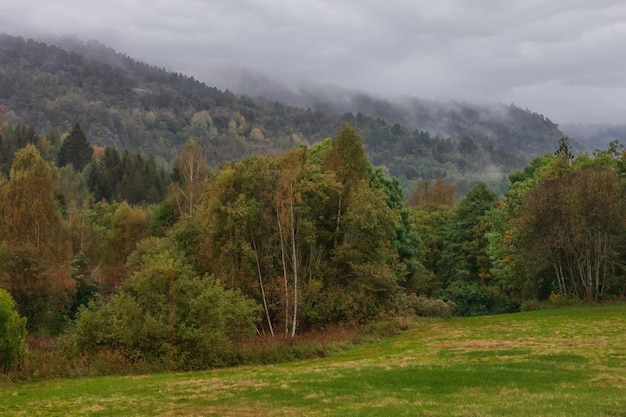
[0,124,44,175]
[393,208,423,291]
[410,295,456,318]
[410,203,452,296]
[85,147,167,205]
[329,179,401,321]
[148,198,177,236]
[486,154,555,304]
[57,123,93,171]
[438,182,497,287]
[192,126,417,331]
[555,136,574,162]
[2,145,62,252]
[171,138,209,216]
[68,252,100,318]
[0,288,28,372]
[438,280,493,316]
[75,238,259,369]
[325,123,371,192]
[488,146,626,304]
[100,202,149,291]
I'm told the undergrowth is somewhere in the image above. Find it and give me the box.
[1,315,423,383]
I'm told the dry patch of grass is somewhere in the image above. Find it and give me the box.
[160,405,306,417]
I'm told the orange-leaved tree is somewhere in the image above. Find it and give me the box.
[0,145,74,331]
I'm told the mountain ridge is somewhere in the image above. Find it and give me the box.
[0,33,569,194]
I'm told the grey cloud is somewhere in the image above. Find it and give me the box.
[1,0,626,123]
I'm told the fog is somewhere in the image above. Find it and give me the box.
[2,0,626,124]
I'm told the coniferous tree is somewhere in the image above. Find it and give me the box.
[58,123,93,171]
[436,183,501,315]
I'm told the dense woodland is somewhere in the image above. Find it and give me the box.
[1,35,624,375]
[1,117,625,373]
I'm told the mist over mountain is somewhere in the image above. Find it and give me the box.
[215,68,571,157]
[561,123,626,152]
[0,34,572,195]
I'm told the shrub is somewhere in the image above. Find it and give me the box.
[362,317,403,339]
[411,295,456,318]
[520,299,540,311]
[0,288,28,372]
[393,292,456,318]
[74,239,260,370]
[437,280,492,316]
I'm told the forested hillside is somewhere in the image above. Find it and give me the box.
[0,34,568,194]
[224,71,571,157]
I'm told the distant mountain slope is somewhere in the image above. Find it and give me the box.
[0,34,338,165]
[561,123,626,152]
[0,34,568,194]
[224,70,568,158]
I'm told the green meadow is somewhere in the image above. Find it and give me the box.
[1,304,625,416]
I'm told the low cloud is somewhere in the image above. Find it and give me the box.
[2,0,626,124]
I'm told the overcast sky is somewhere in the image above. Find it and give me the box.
[2,0,626,124]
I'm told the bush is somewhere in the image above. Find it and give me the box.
[74,239,260,370]
[394,292,456,318]
[411,295,456,318]
[362,317,403,339]
[76,276,260,369]
[437,280,493,316]
[520,299,540,311]
[0,288,28,372]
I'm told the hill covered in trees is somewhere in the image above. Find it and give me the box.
[0,34,568,194]
[221,69,571,157]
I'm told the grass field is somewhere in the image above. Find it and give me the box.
[1,304,625,416]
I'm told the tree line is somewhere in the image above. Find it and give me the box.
[1,121,625,372]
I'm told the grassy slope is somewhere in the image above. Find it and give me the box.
[1,304,624,416]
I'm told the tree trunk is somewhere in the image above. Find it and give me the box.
[251,229,274,337]
[276,210,290,336]
[290,198,298,338]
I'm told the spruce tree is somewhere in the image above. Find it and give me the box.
[58,123,93,171]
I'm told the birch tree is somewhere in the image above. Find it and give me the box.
[0,145,74,330]
[324,124,371,244]
[173,139,209,216]
[520,166,626,299]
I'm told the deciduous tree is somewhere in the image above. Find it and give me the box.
[0,146,73,330]
[172,138,209,216]
[0,288,27,372]
[519,166,626,299]
[100,202,149,292]
[409,178,457,207]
